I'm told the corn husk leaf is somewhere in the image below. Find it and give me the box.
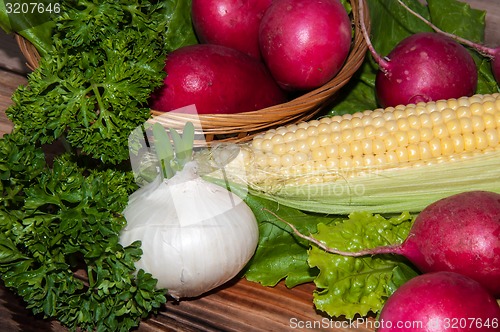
[222,149,500,215]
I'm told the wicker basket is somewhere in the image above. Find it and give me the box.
[17,0,370,146]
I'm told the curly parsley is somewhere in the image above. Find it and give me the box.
[6,0,193,164]
[0,0,197,330]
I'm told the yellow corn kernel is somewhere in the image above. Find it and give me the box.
[486,128,499,147]
[474,131,489,150]
[280,154,295,167]
[395,131,409,147]
[407,144,420,162]
[306,125,319,137]
[418,142,433,160]
[408,129,421,144]
[294,127,308,140]
[341,129,354,142]
[397,118,410,131]
[244,94,499,174]
[364,125,376,138]
[420,127,434,142]
[329,121,341,132]
[429,111,443,124]
[318,133,331,147]
[306,136,320,149]
[338,142,351,158]
[293,152,308,164]
[326,144,339,158]
[483,113,496,129]
[395,147,409,163]
[272,143,287,156]
[456,106,472,118]
[471,115,485,132]
[350,141,363,157]
[384,136,398,151]
[312,147,327,161]
[428,137,442,158]
[283,131,296,142]
[261,139,273,152]
[451,134,465,153]
[372,138,385,155]
[407,114,421,128]
[446,118,461,135]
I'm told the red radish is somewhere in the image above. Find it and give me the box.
[374,32,478,107]
[377,272,500,332]
[191,0,272,60]
[357,1,477,108]
[397,0,500,85]
[149,44,286,115]
[258,0,352,91]
[269,191,500,297]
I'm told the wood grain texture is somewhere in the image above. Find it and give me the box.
[0,32,31,75]
[0,279,378,332]
[0,69,24,135]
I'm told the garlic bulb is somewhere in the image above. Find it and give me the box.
[119,161,259,299]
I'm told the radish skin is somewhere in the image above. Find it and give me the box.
[259,0,352,91]
[191,0,272,59]
[149,44,286,115]
[377,272,500,332]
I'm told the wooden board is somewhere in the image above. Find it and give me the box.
[0,277,378,332]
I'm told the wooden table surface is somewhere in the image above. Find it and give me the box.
[0,1,499,331]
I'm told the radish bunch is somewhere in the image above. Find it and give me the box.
[277,190,500,330]
[151,0,354,115]
[192,0,352,92]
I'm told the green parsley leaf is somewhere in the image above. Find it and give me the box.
[6,0,171,164]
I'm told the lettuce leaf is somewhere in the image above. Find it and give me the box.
[308,212,417,319]
[240,193,419,319]
[240,191,335,288]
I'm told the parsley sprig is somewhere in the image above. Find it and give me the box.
[7,0,170,164]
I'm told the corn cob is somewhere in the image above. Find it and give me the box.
[215,93,500,214]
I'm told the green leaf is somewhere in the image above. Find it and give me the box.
[173,121,195,167]
[427,0,485,42]
[307,212,417,319]
[0,233,29,264]
[368,0,431,57]
[235,186,335,287]
[0,0,56,55]
[6,0,171,165]
[161,0,198,52]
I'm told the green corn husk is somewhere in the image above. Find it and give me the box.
[242,149,500,214]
